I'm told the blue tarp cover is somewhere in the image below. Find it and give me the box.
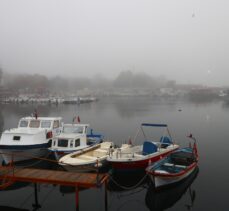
[142,141,158,155]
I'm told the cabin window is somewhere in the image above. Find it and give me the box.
[41,120,51,128]
[19,120,28,127]
[75,139,80,147]
[29,120,40,128]
[13,136,21,141]
[53,141,56,146]
[53,120,60,129]
[58,139,68,147]
[63,126,84,134]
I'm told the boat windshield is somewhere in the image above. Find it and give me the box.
[29,120,40,128]
[41,120,52,128]
[63,125,84,134]
[19,120,29,127]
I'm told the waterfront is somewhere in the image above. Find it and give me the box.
[0,96,229,210]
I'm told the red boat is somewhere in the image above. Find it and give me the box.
[107,123,179,171]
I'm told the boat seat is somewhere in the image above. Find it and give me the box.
[133,153,144,157]
[79,155,95,160]
[142,141,158,155]
[163,162,186,168]
[155,170,168,174]
[95,149,108,153]
[163,163,174,167]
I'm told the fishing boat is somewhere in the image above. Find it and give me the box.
[59,142,129,172]
[107,123,179,171]
[146,135,198,188]
[0,116,63,164]
[49,123,104,160]
[145,167,198,210]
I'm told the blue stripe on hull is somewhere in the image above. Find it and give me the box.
[0,143,50,150]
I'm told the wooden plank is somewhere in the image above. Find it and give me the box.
[0,167,108,188]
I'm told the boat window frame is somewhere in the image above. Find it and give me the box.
[29,120,41,128]
[53,120,60,129]
[75,138,80,147]
[57,139,68,147]
[41,120,52,129]
[19,120,29,128]
[70,140,74,148]
[63,125,85,134]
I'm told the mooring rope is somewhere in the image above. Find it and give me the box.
[14,151,52,169]
[109,174,148,190]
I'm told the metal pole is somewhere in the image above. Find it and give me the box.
[75,186,79,211]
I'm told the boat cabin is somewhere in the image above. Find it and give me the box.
[18,117,62,130]
[50,124,104,155]
[51,124,89,151]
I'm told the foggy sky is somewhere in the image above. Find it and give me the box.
[0,0,229,86]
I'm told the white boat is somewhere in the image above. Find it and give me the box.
[49,123,104,160]
[0,116,63,164]
[59,142,126,172]
[107,123,179,171]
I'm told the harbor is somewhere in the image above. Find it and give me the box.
[0,96,228,210]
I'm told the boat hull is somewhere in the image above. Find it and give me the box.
[149,163,198,188]
[52,150,74,161]
[61,158,108,173]
[0,144,49,164]
[109,147,178,171]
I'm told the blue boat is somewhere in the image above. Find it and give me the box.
[146,135,198,188]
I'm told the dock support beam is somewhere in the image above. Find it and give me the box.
[32,183,41,209]
[75,186,79,211]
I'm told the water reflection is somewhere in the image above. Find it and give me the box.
[0,206,29,211]
[108,171,148,192]
[59,186,88,196]
[0,182,30,192]
[145,167,199,211]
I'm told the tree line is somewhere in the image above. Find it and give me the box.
[0,69,174,95]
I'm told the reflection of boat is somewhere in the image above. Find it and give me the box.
[107,123,179,171]
[146,135,198,188]
[108,171,148,192]
[59,142,116,172]
[145,167,199,211]
[49,123,104,160]
[0,117,62,164]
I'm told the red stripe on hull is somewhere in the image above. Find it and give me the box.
[148,162,197,178]
[111,149,176,170]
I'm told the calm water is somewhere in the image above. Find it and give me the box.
[0,96,229,211]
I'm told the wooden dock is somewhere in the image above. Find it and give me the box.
[0,166,109,211]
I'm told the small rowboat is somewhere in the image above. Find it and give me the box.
[146,135,198,188]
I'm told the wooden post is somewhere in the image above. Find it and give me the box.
[105,180,108,211]
[75,186,79,211]
[32,183,41,209]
